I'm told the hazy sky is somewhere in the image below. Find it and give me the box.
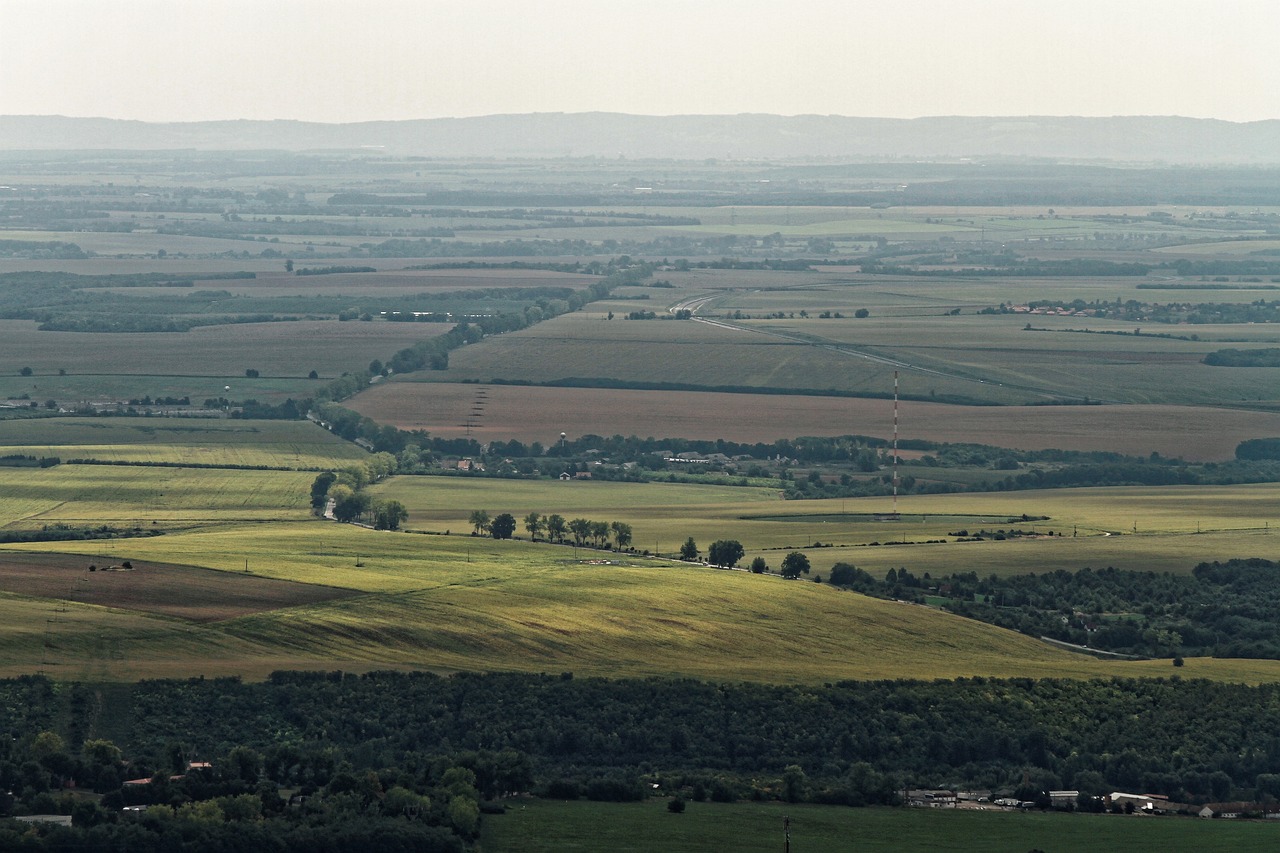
[1,0,1276,123]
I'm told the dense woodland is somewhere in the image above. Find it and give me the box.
[5,671,1280,848]
[829,558,1280,660]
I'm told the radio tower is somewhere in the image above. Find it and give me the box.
[892,370,900,519]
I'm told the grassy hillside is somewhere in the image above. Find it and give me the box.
[7,519,1280,684]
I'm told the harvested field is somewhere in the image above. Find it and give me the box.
[350,381,1280,460]
[0,319,450,378]
[0,550,356,622]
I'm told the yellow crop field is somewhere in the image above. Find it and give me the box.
[6,518,1280,684]
[0,417,369,468]
[0,464,313,529]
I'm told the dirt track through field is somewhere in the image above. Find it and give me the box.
[351,381,1280,461]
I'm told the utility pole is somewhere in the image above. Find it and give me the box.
[783,815,791,853]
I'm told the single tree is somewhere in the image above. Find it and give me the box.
[545,514,567,543]
[469,509,491,536]
[679,537,699,562]
[285,259,294,272]
[245,368,259,378]
[309,471,337,512]
[611,521,633,550]
[780,551,811,579]
[749,556,768,574]
[19,366,32,376]
[590,520,611,547]
[708,540,744,568]
[524,511,543,540]
[568,518,593,546]
[490,513,517,540]
[308,369,319,379]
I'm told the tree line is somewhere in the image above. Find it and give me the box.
[825,558,1280,660]
[10,671,1280,823]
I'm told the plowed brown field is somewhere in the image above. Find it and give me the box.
[350,381,1280,461]
[0,551,357,622]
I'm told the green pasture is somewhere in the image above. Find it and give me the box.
[0,318,439,394]
[372,476,1280,577]
[0,417,367,468]
[0,464,313,529]
[479,799,1280,853]
[10,517,1280,684]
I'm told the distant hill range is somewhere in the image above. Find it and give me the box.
[3,113,1280,163]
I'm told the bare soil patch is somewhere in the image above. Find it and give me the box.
[351,381,1280,461]
[0,551,357,622]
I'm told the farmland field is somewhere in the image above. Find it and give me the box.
[0,551,356,621]
[479,800,1280,853]
[0,417,369,467]
[10,517,1280,684]
[0,464,313,529]
[0,317,447,380]
[369,476,1280,576]
[350,380,1280,460]
[428,294,1280,408]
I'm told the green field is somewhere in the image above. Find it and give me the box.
[370,476,1280,576]
[479,800,1280,853]
[0,417,368,468]
[427,275,1280,408]
[0,466,1273,682]
[11,517,1280,684]
[0,464,314,529]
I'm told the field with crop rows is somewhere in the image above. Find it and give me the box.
[351,380,1280,460]
[10,517,1280,684]
[0,318,445,379]
[0,417,369,468]
[0,464,313,529]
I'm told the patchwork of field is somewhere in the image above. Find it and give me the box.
[0,551,356,621]
[10,518,1280,684]
[0,417,368,468]
[430,293,1280,408]
[370,477,1280,577]
[0,318,445,379]
[351,380,1280,460]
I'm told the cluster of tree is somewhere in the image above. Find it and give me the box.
[861,258,1152,277]
[32,313,292,333]
[0,523,158,544]
[309,461,407,530]
[1165,257,1280,277]
[468,510,635,550]
[0,454,60,468]
[1237,438,1280,460]
[1203,347,1280,367]
[293,265,377,275]
[826,558,1280,660]
[13,671,1280,817]
[1005,297,1280,326]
